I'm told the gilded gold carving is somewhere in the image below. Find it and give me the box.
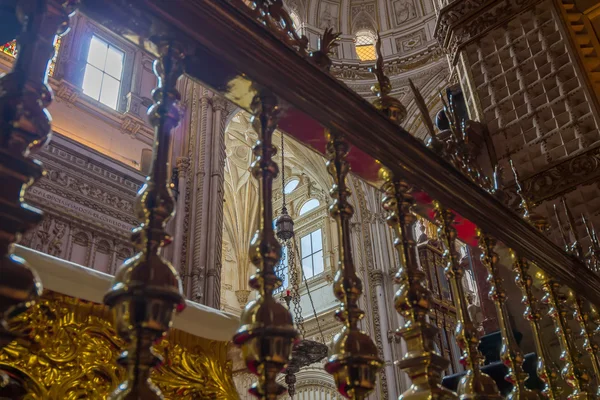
[0,291,238,400]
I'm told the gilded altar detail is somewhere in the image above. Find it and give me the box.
[0,291,238,400]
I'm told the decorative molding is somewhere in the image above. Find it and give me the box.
[435,0,546,63]
[503,144,600,207]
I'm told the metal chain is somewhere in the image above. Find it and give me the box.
[274,244,287,294]
[291,236,326,344]
[288,240,305,338]
[280,132,287,210]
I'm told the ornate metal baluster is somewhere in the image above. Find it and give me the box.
[372,38,454,398]
[104,39,186,399]
[540,275,593,399]
[508,160,561,398]
[233,92,297,399]
[324,129,382,399]
[512,254,561,399]
[478,232,540,399]
[381,174,458,399]
[434,202,502,399]
[571,292,600,397]
[0,0,76,347]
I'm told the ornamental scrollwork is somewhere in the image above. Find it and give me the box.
[0,292,239,400]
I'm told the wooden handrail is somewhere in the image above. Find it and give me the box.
[77,0,600,304]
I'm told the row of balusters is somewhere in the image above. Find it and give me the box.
[233,88,600,400]
[2,2,600,400]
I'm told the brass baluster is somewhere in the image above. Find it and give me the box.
[233,92,298,399]
[508,160,561,398]
[540,275,593,399]
[478,231,540,399]
[104,39,186,399]
[324,129,382,399]
[381,173,458,399]
[373,37,455,399]
[571,292,600,397]
[0,0,76,346]
[511,254,561,399]
[557,202,600,395]
[434,202,502,399]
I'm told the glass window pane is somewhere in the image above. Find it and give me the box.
[82,65,103,101]
[300,234,311,258]
[302,257,314,279]
[299,199,320,215]
[284,179,299,194]
[311,229,322,252]
[105,46,124,78]
[313,250,324,275]
[87,36,108,69]
[99,75,120,109]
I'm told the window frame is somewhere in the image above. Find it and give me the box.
[73,21,136,114]
[82,34,125,110]
[299,228,325,279]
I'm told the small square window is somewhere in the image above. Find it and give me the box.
[82,35,124,110]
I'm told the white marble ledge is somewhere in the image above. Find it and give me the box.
[14,245,240,342]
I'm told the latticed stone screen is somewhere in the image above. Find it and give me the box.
[462,1,600,178]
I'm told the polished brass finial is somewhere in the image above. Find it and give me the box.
[104,38,186,399]
[0,0,77,347]
[233,92,298,400]
[369,32,407,124]
[324,129,382,399]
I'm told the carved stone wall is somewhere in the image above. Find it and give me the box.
[20,133,142,274]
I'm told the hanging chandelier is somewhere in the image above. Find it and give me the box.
[274,133,328,398]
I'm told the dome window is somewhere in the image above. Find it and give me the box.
[355,31,376,61]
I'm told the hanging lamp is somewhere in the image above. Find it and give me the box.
[274,133,328,398]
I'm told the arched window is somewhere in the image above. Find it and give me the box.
[355,31,376,61]
[299,199,320,215]
[300,229,324,279]
[284,178,300,194]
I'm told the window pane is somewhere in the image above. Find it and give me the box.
[311,229,322,252]
[313,250,324,275]
[299,199,320,215]
[300,234,311,258]
[105,46,124,78]
[87,36,108,69]
[99,75,120,109]
[82,65,103,101]
[284,179,299,194]
[302,257,314,279]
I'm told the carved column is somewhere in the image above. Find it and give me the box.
[178,86,228,307]
[369,269,397,400]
